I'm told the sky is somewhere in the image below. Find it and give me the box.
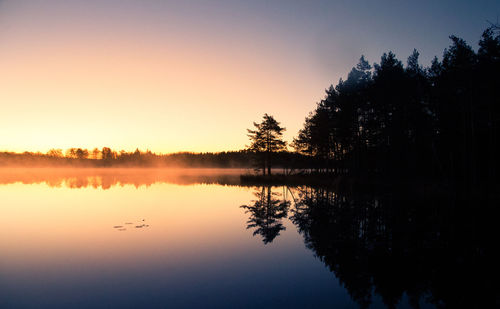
[0,0,499,153]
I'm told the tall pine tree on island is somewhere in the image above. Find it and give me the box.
[246,114,287,175]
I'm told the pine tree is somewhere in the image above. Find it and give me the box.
[247,114,287,175]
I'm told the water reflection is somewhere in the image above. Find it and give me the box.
[0,168,246,189]
[240,186,290,244]
[1,169,496,308]
[113,219,149,231]
[240,186,497,308]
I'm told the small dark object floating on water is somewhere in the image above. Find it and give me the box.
[114,220,149,230]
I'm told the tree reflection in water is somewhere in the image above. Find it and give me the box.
[0,168,244,188]
[241,186,498,308]
[240,186,290,244]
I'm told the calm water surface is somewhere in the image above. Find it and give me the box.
[0,169,495,308]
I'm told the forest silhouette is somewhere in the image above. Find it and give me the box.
[289,26,499,191]
[0,148,313,169]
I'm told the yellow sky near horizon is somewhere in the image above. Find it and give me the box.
[0,1,329,154]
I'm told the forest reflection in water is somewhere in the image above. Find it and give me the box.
[241,185,497,308]
[0,168,245,188]
[0,168,497,308]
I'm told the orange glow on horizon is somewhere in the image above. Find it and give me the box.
[0,2,329,153]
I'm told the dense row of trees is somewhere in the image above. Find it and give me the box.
[0,148,314,168]
[286,26,499,187]
[245,26,499,188]
[0,149,243,167]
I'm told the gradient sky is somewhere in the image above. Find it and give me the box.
[0,0,498,153]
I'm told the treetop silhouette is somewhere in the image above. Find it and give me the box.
[246,113,287,175]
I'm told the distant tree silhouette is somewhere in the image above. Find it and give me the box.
[246,114,287,175]
[65,148,77,159]
[75,148,89,159]
[101,147,115,165]
[0,148,315,168]
[91,148,101,160]
[47,149,63,158]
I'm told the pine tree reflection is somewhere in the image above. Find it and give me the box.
[240,186,290,244]
[289,187,497,308]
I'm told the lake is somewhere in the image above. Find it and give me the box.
[0,169,496,308]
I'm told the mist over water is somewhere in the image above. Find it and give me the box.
[0,168,248,188]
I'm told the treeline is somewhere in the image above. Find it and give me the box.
[292,26,500,187]
[3,26,499,184]
[0,148,314,168]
